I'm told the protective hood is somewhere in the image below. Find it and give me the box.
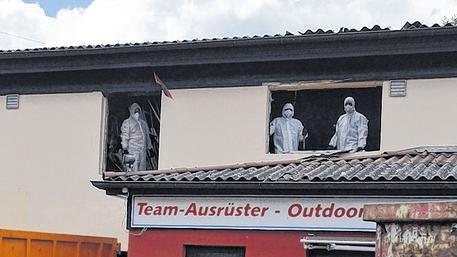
[128,103,142,117]
[344,97,356,113]
[282,103,294,118]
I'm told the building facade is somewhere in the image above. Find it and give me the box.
[2,22,457,256]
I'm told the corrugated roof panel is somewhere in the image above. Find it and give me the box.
[239,166,268,180]
[436,164,455,179]
[407,163,427,178]
[420,163,441,180]
[219,168,245,180]
[104,149,457,183]
[447,164,457,178]
[190,170,208,180]
[207,169,230,180]
[361,164,381,180]
[328,163,353,180]
[254,166,280,180]
[2,22,454,55]
[266,166,291,181]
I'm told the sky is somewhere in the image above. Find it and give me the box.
[22,0,92,16]
[0,0,457,50]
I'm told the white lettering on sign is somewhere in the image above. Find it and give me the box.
[130,196,445,231]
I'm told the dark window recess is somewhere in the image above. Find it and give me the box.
[270,87,382,152]
[105,93,161,171]
[185,246,245,257]
[308,249,374,257]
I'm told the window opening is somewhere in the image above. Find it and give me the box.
[105,93,161,171]
[185,246,245,257]
[308,249,374,257]
[269,86,382,153]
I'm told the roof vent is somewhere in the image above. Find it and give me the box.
[389,80,407,97]
[6,94,19,109]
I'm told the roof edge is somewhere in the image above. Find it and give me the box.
[103,146,457,178]
[2,24,457,59]
[91,180,457,196]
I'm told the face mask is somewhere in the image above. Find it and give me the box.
[283,109,293,118]
[344,103,354,113]
[133,113,140,120]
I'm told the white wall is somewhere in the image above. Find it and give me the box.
[381,78,457,150]
[0,92,128,249]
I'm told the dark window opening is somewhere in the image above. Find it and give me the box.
[185,246,245,257]
[105,94,161,171]
[269,87,382,152]
[308,249,374,257]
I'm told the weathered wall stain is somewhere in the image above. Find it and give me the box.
[365,202,457,222]
[365,202,457,257]
[379,223,457,257]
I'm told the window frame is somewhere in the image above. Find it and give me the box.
[265,81,383,154]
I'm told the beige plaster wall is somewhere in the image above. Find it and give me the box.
[158,85,385,169]
[159,86,274,169]
[381,78,457,150]
[159,78,457,169]
[10,79,454,248]
[0,92,128,249]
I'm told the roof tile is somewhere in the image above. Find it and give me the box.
[105,149,457,183]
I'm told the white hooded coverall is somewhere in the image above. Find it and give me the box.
[120,103,152,171]
[270,103,305,154]
[329,97,369,152]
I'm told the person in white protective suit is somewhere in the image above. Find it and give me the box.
[120,103,152,171]
[270,103,306,153]
[329,97,368,152]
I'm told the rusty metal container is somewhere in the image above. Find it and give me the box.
[0,229,119,257]
[363,201,457,257]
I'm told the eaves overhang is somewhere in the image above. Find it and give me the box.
[1,23,457,59]
[4,23,457,95]
[93,147,457,197]
[2,25,457,75]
